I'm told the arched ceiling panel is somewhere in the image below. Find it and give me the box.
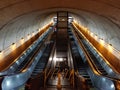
[0,11,55,50]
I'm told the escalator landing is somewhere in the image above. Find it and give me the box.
[47,77,70,86]
[40,87,75,90]
[44,69,75,90]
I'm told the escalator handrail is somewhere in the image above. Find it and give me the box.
[45,42,56,70]
[68,42,74,69]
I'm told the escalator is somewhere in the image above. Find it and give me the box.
[31,42,54,78]
[15,42,44,72]
[0,28,52,76]
[24,42,55,90]
[24,30,57,90]
[74,24,120,78]
[1,27,54,90]
[14,32,50,73]
[40,11,74,90]
[71,24,119,90]
[68,29,94,89]
[80,38,120,79]
[75,31,108,75]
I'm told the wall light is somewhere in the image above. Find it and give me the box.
[32,31,34,36]
[27,34,30,39]
[21,37,24,40]
[0,51,2,54]
[20,37,24,44]
[0,50,3,59]
[100,39,104,46]
[94,34,98,40]
[11,43,16,51]
[109,44,112,46]
[108,43,113,52]
[87,30,90,33]
[90,32,93,36]
[12,43,15,45]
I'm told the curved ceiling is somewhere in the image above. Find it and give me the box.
[0,0,120,28]
[0,0,120,52]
